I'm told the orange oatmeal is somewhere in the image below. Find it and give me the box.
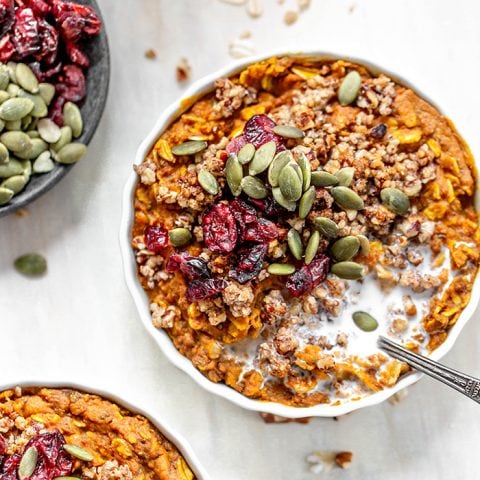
[132,56,480,407]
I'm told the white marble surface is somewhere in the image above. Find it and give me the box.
[1,0,480,478]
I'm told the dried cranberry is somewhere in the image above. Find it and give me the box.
[48,94,65,125]
[229,244,267,284]
[144,226,169,253]
[25,0,51,17]
[370,123,387,139]
[55,64,86,102]
[0,453,21,479]
[0,0,14,37]
[166,253,211,280]
[36,19,59,65]
[230,199,257,225]
[225,135,247,156]
[243,114,284,150]
[286,254,330,297]
[202,204,238,254]
[12,7,40,57]
[186,278,227,301]
[0,34,15,62]
[244,218,278,243]
[247,197,285,218]
[0,435,6,456]
[65,40,89,67]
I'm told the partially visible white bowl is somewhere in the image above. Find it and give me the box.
[0,380,211,480]
[120,50,480,418]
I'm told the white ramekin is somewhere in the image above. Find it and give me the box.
[0,380,211,480]
[119,50,480,418]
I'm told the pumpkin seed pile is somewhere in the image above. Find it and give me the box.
[0,62,88,206]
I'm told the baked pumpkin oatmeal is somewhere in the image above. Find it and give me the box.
[132,56,480,407]
[0,387,196,479]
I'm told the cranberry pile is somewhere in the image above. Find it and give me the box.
[0,0,102,125]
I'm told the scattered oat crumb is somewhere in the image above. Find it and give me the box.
[228,39,256,59]
[348,2,357,13]
[388,388,409,405]
[176,58,191,83]
[298,0,310,9]
[15,208,28,218]
[246,0,263,18]
[144,48,157,60]
[307,451,354,474]
[284,10,298,25]
[259,412,311,424]
[240,29,252,39]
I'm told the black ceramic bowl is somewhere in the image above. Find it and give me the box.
[0,0,110,218]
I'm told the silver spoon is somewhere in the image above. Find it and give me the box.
[378,336,480,404]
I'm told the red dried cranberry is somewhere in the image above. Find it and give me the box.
[247,197,285,218]
[48,94,65,125]
[25,0,51,17]
[243,218,278,243]
[144,226,169,253]
[225,135,247,156]
[370,123,387,139]
[202,204,238,254]
[36,19,59,65]
[186,278,227,301]
[55,64,86,102]
[65,40,89,67]
[12,7,40,57]
[166,253,211,280]
[0,33,15,62]
[229,244,267,284]
[286,254,330,297]
[0,0,14,37]
[0,435,6,455]
[230,199,257,225]
[243,114,285,150]
[52,0,101,43]
[0,453,21,479]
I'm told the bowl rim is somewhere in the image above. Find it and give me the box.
[119,49,480,418]
[0,379,211,480]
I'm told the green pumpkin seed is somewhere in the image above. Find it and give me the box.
[172,140,207,156]
[338,70,362,106]
[249,140,276,176]
[272,125,305,139]
[352,311,378,332]
[237,143,255,165]
[5,119,21,131]
[279,164,303,202]
[33,151,54,173]
[290,162,303,184]
[297,153,311,191]
[17,91,47,118]
[331,235,360,261]
[0,97,34,121]
[21,159,31,178]
[56,143,87,165]
[380,187,410,215]
[21,115,32,130]
[311,170,339,187]
[331,186,364,210]
[335,167,355,187]
[169,228,192,247]
[14,253,47,276]
[18,446,38,479]
[27,130,40,139]
[304,231,320,265]
[0,91,10,104]
[357,234,370,256]
[38,83,55,105]
[63,444,93,462]
[6,83,20,97]
[287,228,303,260]
[0,65,9,90]
[1,174,27,194]
[0,143,9,165]
[0,131,32,153]
[267,150,292,187]
[0,119,4,133]
[27,117,38,131]
[331,261,364,280]
[0,187,13,205]
[37,118,62,144]
[225,154,243,196]
[16,63,39,94]
[267,263,295,275]
[241,175,268,199]
[16,138,47,160]
[51,126,72,152]
[7,62,17,83]
[272,186,296,211]
[197,169,219,195]
[63,102,83,138]
[0,158,23,178]
[298,186,315,219]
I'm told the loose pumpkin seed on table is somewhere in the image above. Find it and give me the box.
[14,253,47,277]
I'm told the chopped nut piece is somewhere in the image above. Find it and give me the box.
[284,10,299,25]
[144,48,157,59]
[335,451,353,469]
[176,58,191,83]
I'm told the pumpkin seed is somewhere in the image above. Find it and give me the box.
[0,158,23,178]
[17,91,47,118]
[6,83,20,97]
[38,118,62,143]
[51,126,72,152]
[267,150,292,187]
[331,235,360,261]
[335,167,355,187]
[241,175,268,199]
[63,102,83,138]
[331,261,364,280]
[14,253,47,276]
[0,91,10,104]
[267,263,296,275]
[311,170,339,187]
[0,187,13,205]
[63,444,93,462]
[237,143,255,165]
[225,154,243,196]
[27,130,40,139]
[0,65,9,90]
[0,97,34,121]
[56,143,87,164]
[38,83,55,105]
[0,119,4,133]
[16,63,39,94]
[338,70,362,106]
[249,140,276,176]
[357,234,370,256]
[197,169,219,195]
[290,161,303,184]
[21,115,32,130]
[279,164,302,202]
[172,140,207,156]
[1,174,27,194]
[331,186,364,210]
[169,228,192,247]
[27,117,38,131]
[21,159,31,178]
[6,62,17,83]
[297,152,311,191]
[5,119,21,131]
[272,125,305,139]
[380,187,410,215]
[18,446,38,479]
[272,186,296,211]
[304,231,320,265]
[16,138,48,160]
[352,311,378,332]
[0,131,32,153]
[298,186,315,219]
[33,151,55,173]
[287,228,303,260]
[0,143,8,164]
